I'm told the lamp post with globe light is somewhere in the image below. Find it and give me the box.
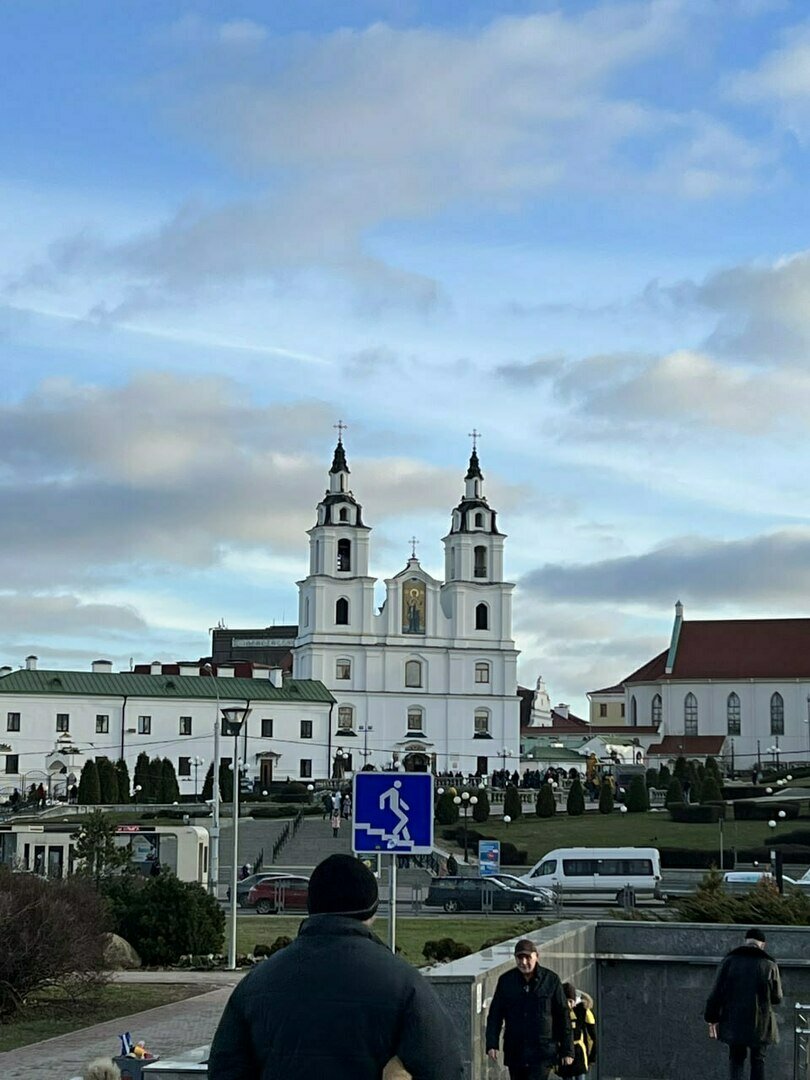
[190,756,204,801]
[453,791,478,862]
[221,705,251,971]
[202,663,222,897]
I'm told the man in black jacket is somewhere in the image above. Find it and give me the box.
[208,853,462,1080]
[486,938,574,1080]
[704,926,783,1080]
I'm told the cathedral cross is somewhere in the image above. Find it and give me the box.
[334,419,348,440]
[468,428,481,451]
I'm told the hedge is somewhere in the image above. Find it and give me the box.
[441,826,527,866]
[733,800,800,821]
[667,802,725,823]
[250,805,322,819]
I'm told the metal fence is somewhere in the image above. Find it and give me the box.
[795,1002,810,1079]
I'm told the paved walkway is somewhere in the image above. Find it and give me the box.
[0,973,245,1080]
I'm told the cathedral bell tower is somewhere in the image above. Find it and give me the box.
[443,435,505,584]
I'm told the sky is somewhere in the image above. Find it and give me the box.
[4,0,810,717]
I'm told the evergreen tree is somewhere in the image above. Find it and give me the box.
[115,759,131,804]
[699,775,722,804]
[658,764,672,788]
[666,777,684,804]
[219,759,233,803]
[503,783,522,821]
[77,759,101,805]
[645,768,660,790]
[434,789,459,825]
[598,781,614,814]
[673,756,688,781]
[202,763,214,801]
[472,788,490,823]
[626,775,649,813]
[705,756,721,778]
[687,761,702,795]
[147,757,163,802]
[160,758,181,803]
[536,783,555,818]
[96,757,119,804]
[566,776,585,816]
[72,810,131,886]
[133,752,150,801]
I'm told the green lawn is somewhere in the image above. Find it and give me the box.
[237,915,542,964]
[0,983,207,1052]
[446,812,804,864]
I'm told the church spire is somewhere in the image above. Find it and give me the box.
[465,446,483,482]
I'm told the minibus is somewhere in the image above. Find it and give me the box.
[518,846,662,902]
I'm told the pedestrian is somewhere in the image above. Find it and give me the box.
[486,938,574,1080]
[322,792,332,820]
[208,853,462,1080]
[342,793,351,819]
[555,982,596,1079]
[331,808,341,838]
[36,782,46,808]
[704,927,783,1080]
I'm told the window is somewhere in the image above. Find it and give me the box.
[5,754,18,774]
[339,507,349,522]
[301,720,313,739]
[651,694,662,725]
[532,859,557,877]
[599,703,607,718]
[474,545,487,578]
[475,661,490,684]
[178,757,191,777]
[6,712,20,732]
[630,696,637,726]
[620,703,625,718]
[95,714,109,734]
[338,706,354,731]
[405,660,422,687]
[335,597,349,625]
[261,718,274,738]
[138,715,151,735]
[337,538,352,572]
[407,707,424,732]
[336,659,351,680]
[300,759,312,778]
[770,692,784,736]
[474,708,490,736]
[475,512,484,528]
[179,716,192,736]
[304,597,310,627]
[684,693,698,736]
[562,859,599,876]
[727,692,741,736]
[475,603,489,630]
[449,548,456,580]
[56,713,69,732]
[476,755,489,775]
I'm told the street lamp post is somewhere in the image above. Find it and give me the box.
[203,663,222,898]
[500,747,512,776]
[453,791,478,862]
[768,744,781,771]
[359,724,374,766]
[191,756,204,801]
[221,705,251,971]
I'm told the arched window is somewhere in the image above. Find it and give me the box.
[474,708,490,736]
[474,545,487,578]
[630,695,637,726]
[338,705,354,730]
[339,507,349,522]
[405,660,422,688]
[651,693,662,725]
[727,692,741,735]
[336,658,351,680]
[684,692,698,735]
[303,596,310,627]
[475,661,490,684]
[406,706,424,733]
[335,597,349,625]
[770,692,784,736]
[449,548,456,580]
[337,538,351,572]
[475,603,489,631]
[475,512,484,528]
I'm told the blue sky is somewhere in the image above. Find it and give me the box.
[4,1,810,715]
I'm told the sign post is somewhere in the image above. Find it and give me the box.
[478,840,501,877]
[353,772,433,954]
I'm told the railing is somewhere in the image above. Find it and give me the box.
[795,1003,810,1079]
[268,809,305,864]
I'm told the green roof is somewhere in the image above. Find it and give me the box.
[0,669,334,703]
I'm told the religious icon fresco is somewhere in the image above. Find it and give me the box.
[402,577,426,634]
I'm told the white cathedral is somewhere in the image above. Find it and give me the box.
[293,434,521,776]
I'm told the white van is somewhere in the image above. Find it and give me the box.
[519,847,662,903]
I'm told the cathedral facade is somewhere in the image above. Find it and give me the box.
[293,436,521,776]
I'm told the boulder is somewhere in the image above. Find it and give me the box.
[103,932,141,970]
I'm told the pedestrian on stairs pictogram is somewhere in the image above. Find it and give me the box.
[352,772,433,855]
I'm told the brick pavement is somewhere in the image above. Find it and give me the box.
[0,977,243,1080]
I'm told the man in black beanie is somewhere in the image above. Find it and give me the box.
[208,853,462,1080]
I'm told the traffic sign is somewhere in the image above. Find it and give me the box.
[352,772,433,855]
[479,840,500,876]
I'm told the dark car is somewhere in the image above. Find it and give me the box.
[425,875,551,914]
[246,875,310,914]
[227,872,287,907]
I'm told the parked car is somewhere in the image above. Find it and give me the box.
[723,870,810,894]
[227,872,287,907]
[246,875,310,914]
[486,874,555,903]
[425,875,551,914]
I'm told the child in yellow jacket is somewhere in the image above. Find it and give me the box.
[556,982,596,1079]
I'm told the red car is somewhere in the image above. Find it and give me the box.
[246,875,310,915]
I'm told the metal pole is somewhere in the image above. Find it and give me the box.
[387,853,397,954]
[463,807,469,862]
[207,667,222,898]
[228,732,240,970]
[719,815,724,871]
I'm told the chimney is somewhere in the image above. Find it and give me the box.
[92,659,113,674]
[217,664,235,679]
[555,703,569,719]
[25,655,38,671]
[0,666,12,678]
[178,663,199,677]
[150,661,162,675]
[251,667,271,680]
[269,668,283,688]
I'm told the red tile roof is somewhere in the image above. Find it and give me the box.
[589,683,625,695]
[626,619,810,682]
[586,724,659,735]
[647,735,726,756]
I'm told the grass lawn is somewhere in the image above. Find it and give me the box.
[0,983,207,1052]
[444,812,805,864]
[237,915,542,964]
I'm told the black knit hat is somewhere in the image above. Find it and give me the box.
[307,854,379,920]
[745,927,766,943]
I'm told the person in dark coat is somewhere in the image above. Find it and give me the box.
[704,927,783,1080]
[208,853,462,1080]
[486,938,573,1080]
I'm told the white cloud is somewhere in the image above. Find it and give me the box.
[730,22,810,136]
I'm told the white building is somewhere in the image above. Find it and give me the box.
[293,436,521,776]
[0,657,334,795]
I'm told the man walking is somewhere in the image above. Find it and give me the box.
[486,938,573,1080]
[208,853,462,1080]
[704,927,783,1080]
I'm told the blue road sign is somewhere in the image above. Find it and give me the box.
[352,772,433,855]
[479,840,501,877]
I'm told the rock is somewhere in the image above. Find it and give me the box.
[103,932,141,970]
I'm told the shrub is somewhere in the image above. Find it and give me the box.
[666,778,683,803]
[472,789,490,823]
[253,935,293,957]
[646,769,660,790]
[503,784,522,821]
[699,776,723,805]
[435,790,459,826]
[705,756,721,778]
[734,800,800,821]
[446,854,459,875]
[676,867,810,925]
[115,759,131,804]
[133,752,151,800]
[660,848,734,869]
[626,776,649,813]
[566,777,585,816]
[113,873,224,966]
[78,759,101,805]
[598,783,614,815]
[673,756,688,780]
[0,866,110,1019]
[96,757,119,804]
[73,810,132,885]
[160,758,181,804]
[536,783,556,818]
[250,805,320,819]
[667,803,725,823]
[422,938,472,963]
[440,827,527,866]
[658,764,672,788]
